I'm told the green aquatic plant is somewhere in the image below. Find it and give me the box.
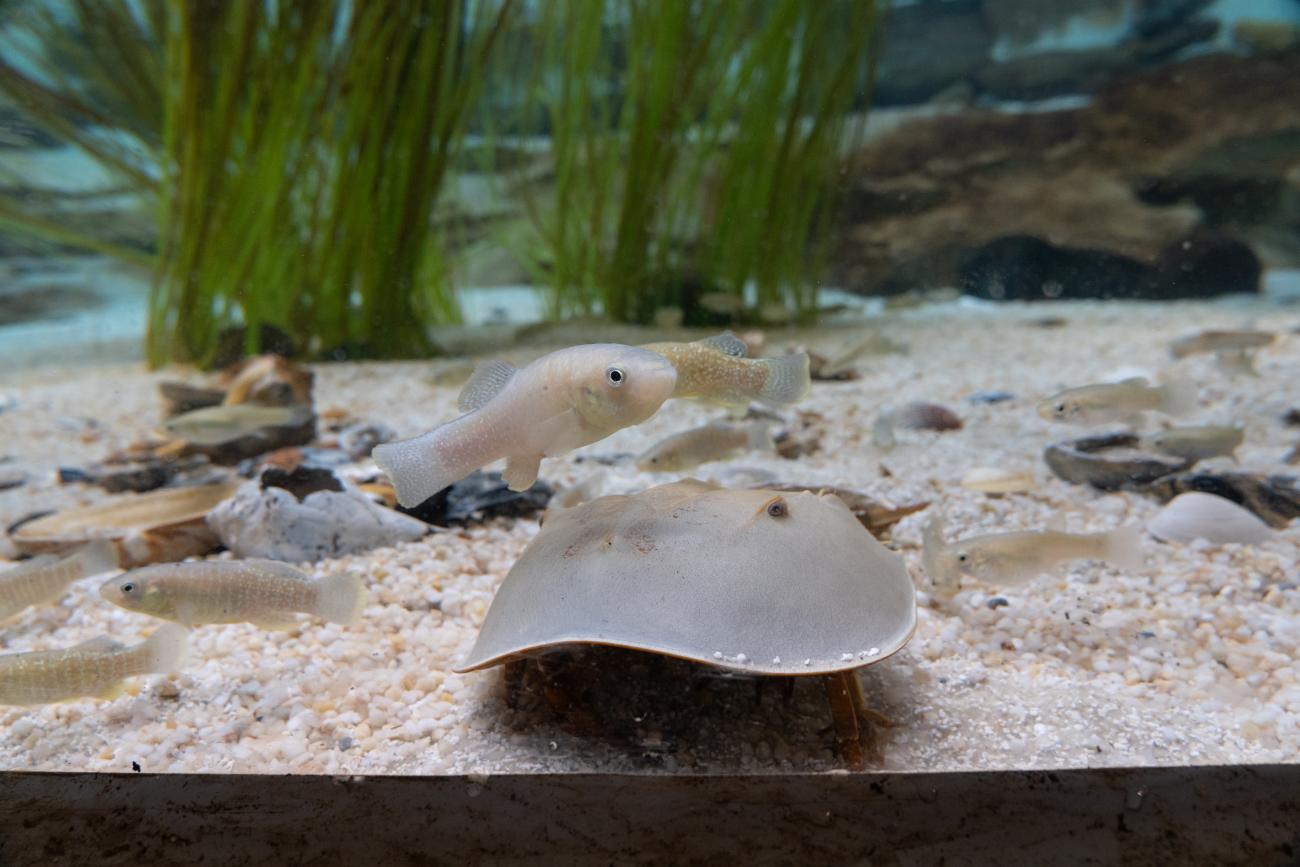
[2,0,514,366]
[153,0,515,365]
[505,0,881,324]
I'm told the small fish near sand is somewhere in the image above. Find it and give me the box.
[0,540,118,622]
[1140,425,1244,462]
[164,404,312,446]
[637,421,774,473]
[374,344,678,507]
[922,516,1143,597]
[0,625,187,706]
[100,560,365,629]
[1036,377,1197,426]
[642,333,810,413]
[1169,329,1274,359]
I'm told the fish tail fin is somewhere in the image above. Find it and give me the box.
[314,571,366,626]
[372,427,465,508]
[1159,378,1198,417]
[758,353,811,405]
[71,539,120,577]
[1103,524,1144,572]
[141,624,189,674]
[745,421,775,452]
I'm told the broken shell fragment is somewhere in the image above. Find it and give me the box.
[1148,492,1278,545]
[1044,432,1192,490]
[960,467,1036,495]
[10,482,239,567]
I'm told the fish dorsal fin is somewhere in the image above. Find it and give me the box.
[457,360,517,412]
[73,636,122,653]
[1118,376,1149,386]
[697,332,748,358]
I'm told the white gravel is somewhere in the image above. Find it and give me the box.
[0,291,1297,775]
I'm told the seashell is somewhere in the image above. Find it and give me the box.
[1044,432,1192,490]
[1145,472,1299,529]
[1148,492,1278,545]
[960,467,1036,494]
[219,354,313,407]
[891,402,962,432]
[11,481,239,567]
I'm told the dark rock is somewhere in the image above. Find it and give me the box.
[338,422,396,462]
[982,0,1129,47]
[158,381,226,418]
[987,596,1010,610]
[960,232,1260,300]
[1134,16,1219,62]
[1284,408,1300,427]
[960,236,1152,301]
[1145,232,1261,299]
[398,470,553,526]
[59,455,215,494]
[260,465,344,500]
[873,2,992,106]
[1044,432,1192,490]
[0,286,103,326]
[1135,0,1213,38]
[182,414,317,466]
[977,46,1135,102]
[833,51,1300,295]
[1145,472,1299,529]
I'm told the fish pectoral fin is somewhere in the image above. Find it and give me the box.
[457,360,517,412]
[502,455,542,492]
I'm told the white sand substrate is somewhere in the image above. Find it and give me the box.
[0,292,1297,775]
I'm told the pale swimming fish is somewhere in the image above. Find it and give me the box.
[0,540,118,622]
[164,404,310,445]
[374,344,678,507]
[100,560,365,629]
[636,421,774,473]
[0,625,187,706]
[1036,377,1197,426]
[1140,425,1244,462]
[922,515,1142,597]
[1169,329,1273,359]
[642,333,810,413]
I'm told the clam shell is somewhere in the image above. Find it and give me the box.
[11,482,238,567]
[1044,432,1192,490]
[960,467,1036,494]
[1148,492,1278,545]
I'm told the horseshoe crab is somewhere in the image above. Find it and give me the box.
[456,479,917,767]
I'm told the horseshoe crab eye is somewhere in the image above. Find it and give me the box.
[606,367,625,387]
[766,498,788,519]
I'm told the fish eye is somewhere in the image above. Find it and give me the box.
[957,554,968,563]
[120,582,136,594]
[1055,403,1066,413]
[605,366,625,387]
[766,498,788,519]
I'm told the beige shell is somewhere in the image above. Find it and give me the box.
[12,482,238,568]
[457,479,917,676]
[960,467,1037,494]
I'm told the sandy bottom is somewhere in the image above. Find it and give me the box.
[0,292,1297,775]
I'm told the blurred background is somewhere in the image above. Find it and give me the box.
[0,0,1297,369]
